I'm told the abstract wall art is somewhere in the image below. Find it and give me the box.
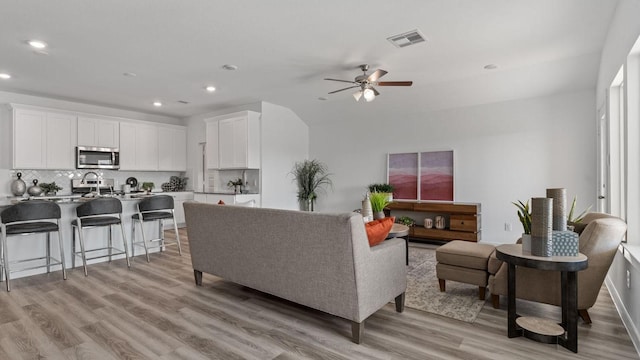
[387,150,454,201]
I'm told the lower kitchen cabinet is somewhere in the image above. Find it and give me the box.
[167,191,194,227]
[194,193,261,207]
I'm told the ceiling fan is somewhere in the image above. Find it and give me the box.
[324,64,413,102]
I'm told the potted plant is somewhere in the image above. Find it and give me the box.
[567,196,592,232]
[397,216,415,227]
[227,178,244,194]
[141,182,155,194]
[39,182,62,196]
[368,183,395,202]
[370,192,391,219]
[291,159,333,211]
[513,199,532,252]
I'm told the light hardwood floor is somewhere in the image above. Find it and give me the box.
[0,229,637,359]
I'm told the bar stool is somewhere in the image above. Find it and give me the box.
[0,200,67,292]
[131,195,182,262]
[71,197,130,276]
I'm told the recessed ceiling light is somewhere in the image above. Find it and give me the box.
[484,64,498,70]
[27,40,47,49]
[0,73,11,80]
[222,64,238,71]
[153,101,162,107]
[205,85,216,92]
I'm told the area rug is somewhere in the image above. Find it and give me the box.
[405,245,486,323]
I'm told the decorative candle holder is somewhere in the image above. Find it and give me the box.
[546,188,567,231]
[531,197,553,257]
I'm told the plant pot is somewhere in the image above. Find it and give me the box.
[373,211,385,220]
[521,233,532,254]
[300,198,314,211]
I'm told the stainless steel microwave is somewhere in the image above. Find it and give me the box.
[76,146,120,169]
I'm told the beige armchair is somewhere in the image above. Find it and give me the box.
[488,212,627,323]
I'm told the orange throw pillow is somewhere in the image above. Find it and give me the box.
[218,200,225,205]
[365,217,395,247]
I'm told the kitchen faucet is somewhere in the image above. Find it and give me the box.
[81,171,101,195]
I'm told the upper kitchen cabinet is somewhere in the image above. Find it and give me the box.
[11,106,76,169]
[205,111,260,169]
[77,116,119,148]
[119,122,159,171]
[158,126,187,171]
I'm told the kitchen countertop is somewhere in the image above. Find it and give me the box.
[194,191,259,195]
[1,191,194,208]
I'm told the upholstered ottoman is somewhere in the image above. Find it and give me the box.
[436,240,496,300]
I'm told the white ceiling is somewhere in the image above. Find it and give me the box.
[0,0,618,122]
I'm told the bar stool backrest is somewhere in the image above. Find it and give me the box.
[1,200,61,224]
[76,197,123,217]
[138,195,174,212]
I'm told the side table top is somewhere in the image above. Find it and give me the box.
[496,244,588,272]
[388,223,410,238]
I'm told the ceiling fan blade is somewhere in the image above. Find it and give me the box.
[376,81,413,86]
[324,78,357,84]
[328,85,360,94]
[367,69,388,82]
[372,87,380,96]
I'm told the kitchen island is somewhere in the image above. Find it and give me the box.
[0,191,193,280]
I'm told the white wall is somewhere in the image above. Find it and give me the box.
[260,102,308,209]
[596,0,640,352]
[309,90,596,245]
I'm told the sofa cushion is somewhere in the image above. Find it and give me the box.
[365,217,395,246]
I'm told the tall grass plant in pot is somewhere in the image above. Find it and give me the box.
[291,159,332,211]
[370,192,391,219]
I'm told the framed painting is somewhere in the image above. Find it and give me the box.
[420,150,454,201]
[387,152,418,200]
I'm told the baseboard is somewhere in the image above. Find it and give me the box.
[605,275,640,356]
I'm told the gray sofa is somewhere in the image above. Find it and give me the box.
[183,202,407,343]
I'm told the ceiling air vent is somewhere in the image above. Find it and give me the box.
[387,29,426,48]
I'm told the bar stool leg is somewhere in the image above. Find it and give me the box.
[0,231,4,282]
[72,226,77,269]
[57,220,67,280]
[108,225,113,263]
[2,232,12,291]
[131,220,136,258]
[159,219,164,252]
[138,220,150,262]
[172,214,182,256]
[77,224,89,276]
[46,232,51,273]
[119,220,131,269]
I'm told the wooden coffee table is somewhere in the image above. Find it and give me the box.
[387,223,410,265]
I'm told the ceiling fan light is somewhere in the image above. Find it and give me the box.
[363,88,375,102]
[353,91,363,102]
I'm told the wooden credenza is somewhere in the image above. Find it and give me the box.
[386,201,481,242]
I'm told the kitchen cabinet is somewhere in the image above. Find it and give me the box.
[205,111,260,169]
[194,193,261,207]
[77,117,119,148]
[12,107,76,169]
[158,126,187,171]
[119,122,159,171]
[166,191,193,227]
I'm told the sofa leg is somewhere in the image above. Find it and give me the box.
[491,294,500,309]
[395,292,405,313]
[479,286,486,300]
[351,321,363,344]
[578,309,592,324]
[194,270,203,286]
[439,279,445,292]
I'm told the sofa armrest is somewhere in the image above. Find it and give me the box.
[487,249,502,275]
[353,237,407,322]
